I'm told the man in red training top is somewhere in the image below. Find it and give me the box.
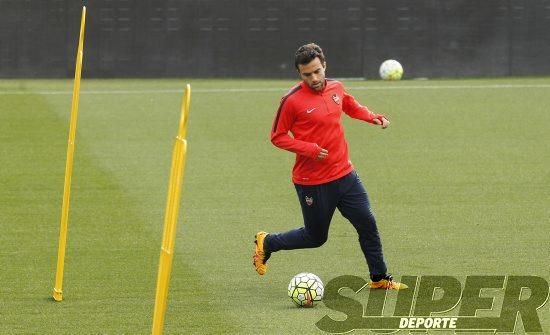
[253,43,406,290]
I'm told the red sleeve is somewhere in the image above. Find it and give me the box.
[270,97,320,159]
[342,90,386,124]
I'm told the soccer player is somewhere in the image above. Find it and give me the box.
[253,43,406,290]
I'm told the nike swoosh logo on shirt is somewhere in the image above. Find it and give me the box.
[306,108,316,114]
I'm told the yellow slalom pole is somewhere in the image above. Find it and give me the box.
[152,85,191,334]
[52,6,86,302]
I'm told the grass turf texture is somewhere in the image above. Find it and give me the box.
[0,78,548,334]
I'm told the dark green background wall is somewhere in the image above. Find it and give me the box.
[1,0,549,78]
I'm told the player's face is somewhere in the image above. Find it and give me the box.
[298,57,326,91]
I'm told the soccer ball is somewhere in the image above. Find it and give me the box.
[287,272,324,307]
[379,59,404,80]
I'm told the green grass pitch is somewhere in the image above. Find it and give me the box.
[0,78,548,334]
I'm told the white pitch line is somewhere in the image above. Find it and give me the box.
[350,84,550,90]
[0,84,549,95]
[0,88,283,95]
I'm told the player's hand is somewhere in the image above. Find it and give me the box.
[373,117,390,129]
[317,148,328,160]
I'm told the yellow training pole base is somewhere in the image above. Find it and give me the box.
[52,288,63,302]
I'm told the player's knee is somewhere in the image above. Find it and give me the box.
[351,212,377,228]
[303,231,327,248]
[310,234,328,247]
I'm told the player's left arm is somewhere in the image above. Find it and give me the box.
[342,90,390,129]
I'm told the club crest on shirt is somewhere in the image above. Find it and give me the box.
[332,94,341,105]
[305,196,313,206]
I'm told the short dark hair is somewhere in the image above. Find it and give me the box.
[294,43,325,69]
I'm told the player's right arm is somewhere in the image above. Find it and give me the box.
[270,97,323,159]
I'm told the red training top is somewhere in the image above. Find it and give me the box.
[271,79,385,185]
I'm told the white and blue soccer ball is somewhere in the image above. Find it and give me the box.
[379,59,404,80]
[287,272,324,307]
